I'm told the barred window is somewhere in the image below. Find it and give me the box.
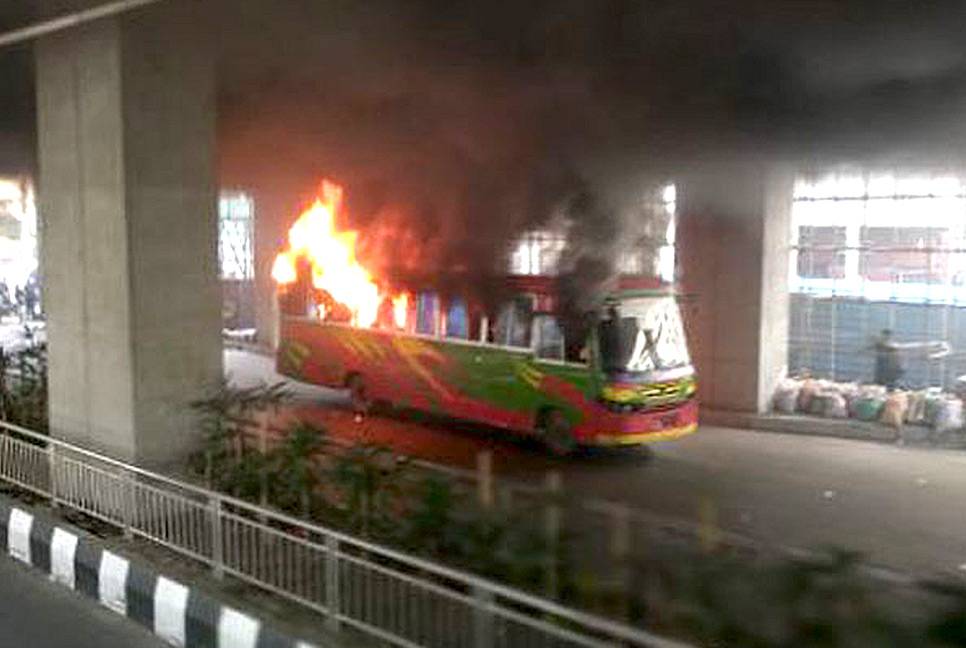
[509,184,676,280]
[218,192,254,280]
[789,173,966,389]
[796,226,846,279]
[859,226,949,285]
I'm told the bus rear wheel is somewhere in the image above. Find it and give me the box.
[542,409,577,457]
[347,374,370,415]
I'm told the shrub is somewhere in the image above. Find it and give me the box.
[0,333,49,434]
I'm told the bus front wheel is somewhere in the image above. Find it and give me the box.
[347,374,370,415]
[541,409,577,457]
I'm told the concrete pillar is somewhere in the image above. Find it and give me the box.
[253,188,307,350]
[677,164,793,414]
[36,5,221,466]
[253,194,286,351]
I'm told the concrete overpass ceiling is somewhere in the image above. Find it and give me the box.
[0,3,35,176]
[1,1,965,176]
[205,1,966,290]
[0,2,965,189]
[213,0,966,167]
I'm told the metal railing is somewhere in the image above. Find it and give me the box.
[0,420,690,648]
[373,445,768,563]
[225,346,744,567]
[235,416,773,603]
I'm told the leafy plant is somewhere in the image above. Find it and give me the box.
[627,547,927,647]
[398,475,458,554]
[0,334,49,434]
[265,421,325,516]
[330,442,406,537]
[189,378,291,492]
[221,451,271,502]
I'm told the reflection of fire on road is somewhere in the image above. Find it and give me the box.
[271,179,408,328]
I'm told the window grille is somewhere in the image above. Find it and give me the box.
[790,173,966,389]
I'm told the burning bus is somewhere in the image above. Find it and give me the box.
[273,181,698,454]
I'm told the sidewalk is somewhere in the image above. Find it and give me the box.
[702,409,966,449]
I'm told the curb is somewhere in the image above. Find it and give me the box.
[702,410,912,444]
[0,495,318,648]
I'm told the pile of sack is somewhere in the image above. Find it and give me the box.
[772,377,964,431]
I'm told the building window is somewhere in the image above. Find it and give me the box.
[0,177,37,291]
[859,226,949,285]
[509,230,567,275]
[509,183,676,281]
[617,184,676,281]
[218,192,254,280]
[796,226,847,279]
[788,172,966,390]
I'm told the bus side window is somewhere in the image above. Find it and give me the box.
[568,343,590,365]
[493,306,511,345]
[533,315,565,361]
[474,312,491,343]
[563,335,590,365]
[446,297,469,339]
[494,296,533,348]
[416,293,438,335]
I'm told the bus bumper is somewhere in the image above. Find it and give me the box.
[586,399,699,446]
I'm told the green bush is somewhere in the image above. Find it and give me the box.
[187,386,567,599]
[625,547,959,647]
[186,386,966,646]
[266,421,324,517]
[190,378,291,493]
[329,442,406,537]
[0,336,49,434]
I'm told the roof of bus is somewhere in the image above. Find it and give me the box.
[609,288,677,300]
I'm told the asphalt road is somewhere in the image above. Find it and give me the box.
[565,427,966,577]
[0,556,164,648]
[226,349,966,578]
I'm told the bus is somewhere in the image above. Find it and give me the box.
[276,274,697,454]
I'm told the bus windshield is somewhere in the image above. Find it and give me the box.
[597,296,691,374]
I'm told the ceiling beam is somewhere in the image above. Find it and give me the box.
[0,0,166,49]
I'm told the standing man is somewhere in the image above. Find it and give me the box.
[871,329,949,389]
[873,329,903,389]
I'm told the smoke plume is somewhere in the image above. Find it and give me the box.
[212,0,966,305]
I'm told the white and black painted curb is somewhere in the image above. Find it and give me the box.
[0,496,319,648]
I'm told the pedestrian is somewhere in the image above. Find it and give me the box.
[872,329,903,390]
[869,329,950,390]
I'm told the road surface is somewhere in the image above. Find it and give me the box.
[226,349,966,578]
[0,555,164,648]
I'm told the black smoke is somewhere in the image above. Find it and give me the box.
[215,1,966,287]
[7,1,966,300]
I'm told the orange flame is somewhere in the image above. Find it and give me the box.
[272,180,407,329]
[271,251,298,285]
[392,293,409,328]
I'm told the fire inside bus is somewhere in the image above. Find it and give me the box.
[273,182,698,454]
